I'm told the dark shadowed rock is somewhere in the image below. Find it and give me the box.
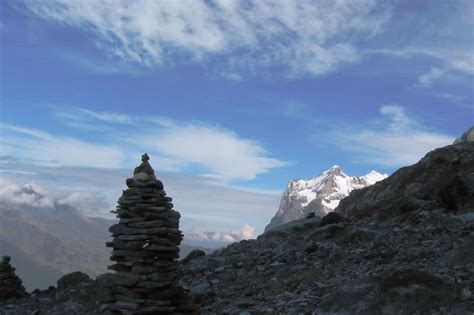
[57,271,92,290]
[182,249,206,264]
[319,212,345,226]
[373,270,464,313]
[337,141,474,219]
[0,256,26,301]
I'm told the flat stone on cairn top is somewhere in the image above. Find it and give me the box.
[101,154,196,314]
[0,256,27,301]
[126,153,164,190]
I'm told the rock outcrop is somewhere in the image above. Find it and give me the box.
[336,141,474,220]
[0,271,101,314]
[0,256,26,301]
[265,165,387,231]
[454,126,474,144]
[100,154,196,314]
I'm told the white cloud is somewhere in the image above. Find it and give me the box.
[24,0,390,77]
[368,47,474,88]
[0,176,110,216]
[75,108,133,124]
[379,105,417,131]
[325,105,455,167]
[239,223,256,240]
[187,223,256,246]
[50,107,287,181]
[1,107,286,181]
[418,66,444,87]
[147,124,286,181]
[355,2,473,88]
[0,177,54,208]
[0,123,125,168]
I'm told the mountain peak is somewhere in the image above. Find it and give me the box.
[20,184,37,194]
[265,166,387,231]
[17,184,46,201]
[324,165,344,176]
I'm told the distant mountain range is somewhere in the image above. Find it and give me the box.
[265,166,387,231]
[0,184,212,291]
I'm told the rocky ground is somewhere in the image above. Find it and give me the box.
[3,208,473,314]
[180,209,474,314]
[0,271,98,314]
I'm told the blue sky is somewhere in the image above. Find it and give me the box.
[0,0,473,245]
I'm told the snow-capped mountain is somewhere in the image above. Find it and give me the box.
[265,166,388,231]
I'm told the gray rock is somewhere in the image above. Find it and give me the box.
[181,249,206,264]
[337,141,474,219]
[454,126,474,144]
[319,212,345,226]
[0,257,27,301]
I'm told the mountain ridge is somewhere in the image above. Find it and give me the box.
[265,166,387,231]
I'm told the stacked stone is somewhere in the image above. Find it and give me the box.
[0,256,26,301]
[102,154,196,314]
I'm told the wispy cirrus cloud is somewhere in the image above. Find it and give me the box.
[371,47,474,82]
[23,0,391,78]
[363,1,473,89]
[417,66,444,87]
[319,105,455,167]
[0,123,125,168]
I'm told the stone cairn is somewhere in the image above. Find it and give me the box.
[0,256,26,301]
[101,154,196,314]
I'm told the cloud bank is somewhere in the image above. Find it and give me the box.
[187,223,256,246]
[0,178,54,208]
[0,163,280,238]
[0,176,111,216]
